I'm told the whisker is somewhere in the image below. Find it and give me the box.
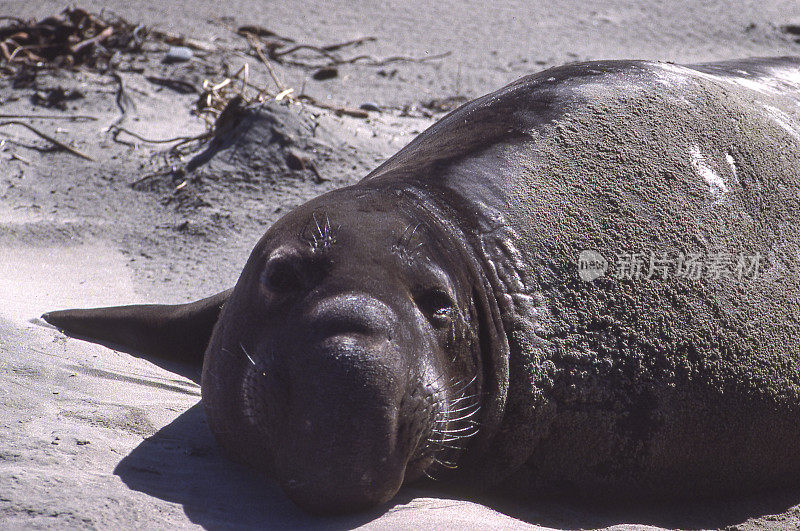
[459,376,478,391]
[445,401,481,415]
[426,437,466,449]
[423,470,438,481]
[313,212,323,239]
[448,375,478,396]
[445,394,478,407]
[436,424,480,434]
[433,435,475,443]
[439,377,465,394]
[429,442,464,451]
[432,458,458,469]
[427,370,450,387]
[436,407,481,424]
[239,342,257,366]
[399,223,422,246]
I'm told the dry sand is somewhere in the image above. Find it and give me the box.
[2,0,800,528]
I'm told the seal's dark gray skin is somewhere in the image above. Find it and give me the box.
[43,57,800,514]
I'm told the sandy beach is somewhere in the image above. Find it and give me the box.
[2,1,800,528]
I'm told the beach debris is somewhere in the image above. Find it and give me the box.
[781,19,800,35]
[145,76,197,94]
[422,95,469,113]
[359,102,381,112]
[312,67,338,80]
[130,166,186,191]
[0,114,96,121]
[237,26,449,69]
[107,72,135,130]
[782,19,800,41]
[0,8,146,72]
[31,86,84,110]
[231,26,451,120]
[181,96,334,189]
[285,148,325,182]
[149,30,215,52]
[108,124,210,153]
[0,120,93,160]
[163,46,193,64]
[195,66,265,127]
[296,95,369,118]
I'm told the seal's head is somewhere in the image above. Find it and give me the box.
[201,187,499,514]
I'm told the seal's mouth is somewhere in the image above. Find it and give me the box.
[274,373,481,515]
[208,336,482,514]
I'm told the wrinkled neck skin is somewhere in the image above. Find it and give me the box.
[368,171,556,491]
[200,183,512,514]
[381,181,515,472]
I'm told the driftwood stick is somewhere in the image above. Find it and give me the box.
[0,121,93,160]
[0,114,97,121]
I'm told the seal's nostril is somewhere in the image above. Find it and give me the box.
[307,293,397,339]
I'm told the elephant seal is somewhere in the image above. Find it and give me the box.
[43,57,800,514]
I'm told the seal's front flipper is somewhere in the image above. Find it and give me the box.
[42,289,233,365]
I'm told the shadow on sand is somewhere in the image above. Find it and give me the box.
[479,487,800,530]
[113,397,800,529]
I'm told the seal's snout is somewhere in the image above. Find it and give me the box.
[306,292,397,339]
[203,290,420,514]
[267,325,409,514]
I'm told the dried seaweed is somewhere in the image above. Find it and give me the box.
[0,8,146,73]
[237,26,449,69]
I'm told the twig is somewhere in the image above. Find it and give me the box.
[296,95,368,119]
[244,35,285,93]
[109,125,210,145]
[71,25,113,54]
[321,36,376,51]
[262,37,450,68]
[236,24,447,69]
[236,25,295,42]
[0,114,97,121]
[109,72,134,130]
[130,166,183,187]
[149,30,216,52]
[346,51,452,66]
[0,121,93,160]
[272,43,341,61]
[144,76,197,94]
[11,153,30,164]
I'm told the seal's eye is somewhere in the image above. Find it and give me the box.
[415,288,455,327]
[262,258,303,293]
